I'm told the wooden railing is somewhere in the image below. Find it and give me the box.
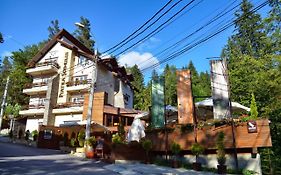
[22,104,45,110]
[66,79,91,87]
[36,61,60,69]
[24,82,47,89]
[53,102,84,109]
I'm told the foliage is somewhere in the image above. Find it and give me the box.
[242,169,258,175]
[85,136,96,147]
[47,19,60,39]
[250,93,258,120]
[0,32,4,43]
[171,142,181,155]
[74,16,95,51]
[191,143,204,157]
[4,103,21,118]
[216,132,226,165]
[77,130,85,147]
[221,0,281,173]
[70,138,77,147]
[163,64,177,106]
[31,130,38,141]
[112,133,123,144]
[141,139,152,152]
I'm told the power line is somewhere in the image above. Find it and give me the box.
[101,0,174,54]
[113,0,197,58]
[140,0,269,72]
[136,0,240,69]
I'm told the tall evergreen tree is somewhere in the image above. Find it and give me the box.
[47,19,60,39]
[74,16,95,51]
[0,32,4,43]
[163,64,177,106]
[127,65,146,110]
[222,1,281,174]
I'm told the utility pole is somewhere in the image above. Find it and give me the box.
[0,76,10,130]
[85,54,97,140]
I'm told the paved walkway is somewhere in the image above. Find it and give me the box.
[104,163,217,175]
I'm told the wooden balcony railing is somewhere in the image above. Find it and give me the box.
[66,79,91,87]
[53,102,84,109]
[24,82,48,89]
[36,61,60,69]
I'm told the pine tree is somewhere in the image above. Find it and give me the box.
[0,32,4,43]
[47,19,60,39]
[74,16,95,51]
[127,65,146,110]
[250,93,258,119]
[163,64,177,106]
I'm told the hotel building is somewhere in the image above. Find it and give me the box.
[19,29,136,132]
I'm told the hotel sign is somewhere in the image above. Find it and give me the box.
[59,52,68,97]
[247,121,257,133]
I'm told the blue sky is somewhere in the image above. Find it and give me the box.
[0,0,269,83]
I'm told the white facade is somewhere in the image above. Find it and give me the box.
[20,29,134,132]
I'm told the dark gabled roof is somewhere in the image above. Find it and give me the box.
[28,29,94,67]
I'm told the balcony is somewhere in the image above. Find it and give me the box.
[26,61,59,76]
[23,82,48,95]
[52,102,84,114]
[66,79,91,93]
[19,104,45,116]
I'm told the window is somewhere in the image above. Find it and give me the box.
[72,97,84,103]
[63,120,80,126]
[78,56,88,65]
[73,75,87,81]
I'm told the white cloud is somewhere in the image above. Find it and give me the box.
[1,51,12,58]
[137,37,161,52]
[118,51,159,70]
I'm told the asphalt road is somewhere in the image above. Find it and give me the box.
[0,141,118,175]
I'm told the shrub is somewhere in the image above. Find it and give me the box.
[171,142,181,156]
[70,138,77,147]
[31,130,38,141]
[77,130,85,147]
[141,139,152,153]
[216,132,226,165]
[191,143,205,156]
[85,136,96,147]
[112,133,123,144]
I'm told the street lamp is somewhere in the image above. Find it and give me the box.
[75,22,85,28]
[74,22,97,140]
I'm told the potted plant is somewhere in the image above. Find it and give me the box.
[77,130,85,147]
[216,132,227,174]
[171,142,181,168]
[191,143,205,171]
[141,139,153,164]
[85,136,96,159]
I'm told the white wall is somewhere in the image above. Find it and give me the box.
[114,80,133,109]
[54,114,83,126]
[182,153,262,174]
[26,118,43,132]
[96,65,115,105]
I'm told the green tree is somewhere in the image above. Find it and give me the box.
[47,19,60,39]
[8,44,42,105]
[127,65,146,110]
[163,64,177,106]
[74,16,95,51]
[0,32,4,43]
[250,93,258,119]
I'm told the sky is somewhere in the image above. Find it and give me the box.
[0,0,270,83]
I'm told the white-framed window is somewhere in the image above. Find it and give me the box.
[78,56,88,65]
